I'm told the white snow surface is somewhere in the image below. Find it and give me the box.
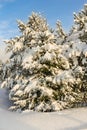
[0,88,87,130]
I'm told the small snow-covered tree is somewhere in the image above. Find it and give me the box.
[55,21,67,45]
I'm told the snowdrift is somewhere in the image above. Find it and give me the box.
[0,88,87,130]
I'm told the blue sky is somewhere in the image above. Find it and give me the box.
[0,0,87,40]
[0,0,87,61]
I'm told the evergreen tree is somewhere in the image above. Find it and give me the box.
[62,4,87,106]
[55,21,67,45]
[1,13,70,111]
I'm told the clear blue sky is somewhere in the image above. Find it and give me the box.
[0,0,87,40]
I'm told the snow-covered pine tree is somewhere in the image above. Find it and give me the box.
[55,21,67,45]
[1,12,71,112]
[74,4,87,104]
[62,4,87,106]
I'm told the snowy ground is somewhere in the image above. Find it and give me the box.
[0,88,87,130]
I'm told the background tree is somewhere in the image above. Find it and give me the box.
[61,4,87,106]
